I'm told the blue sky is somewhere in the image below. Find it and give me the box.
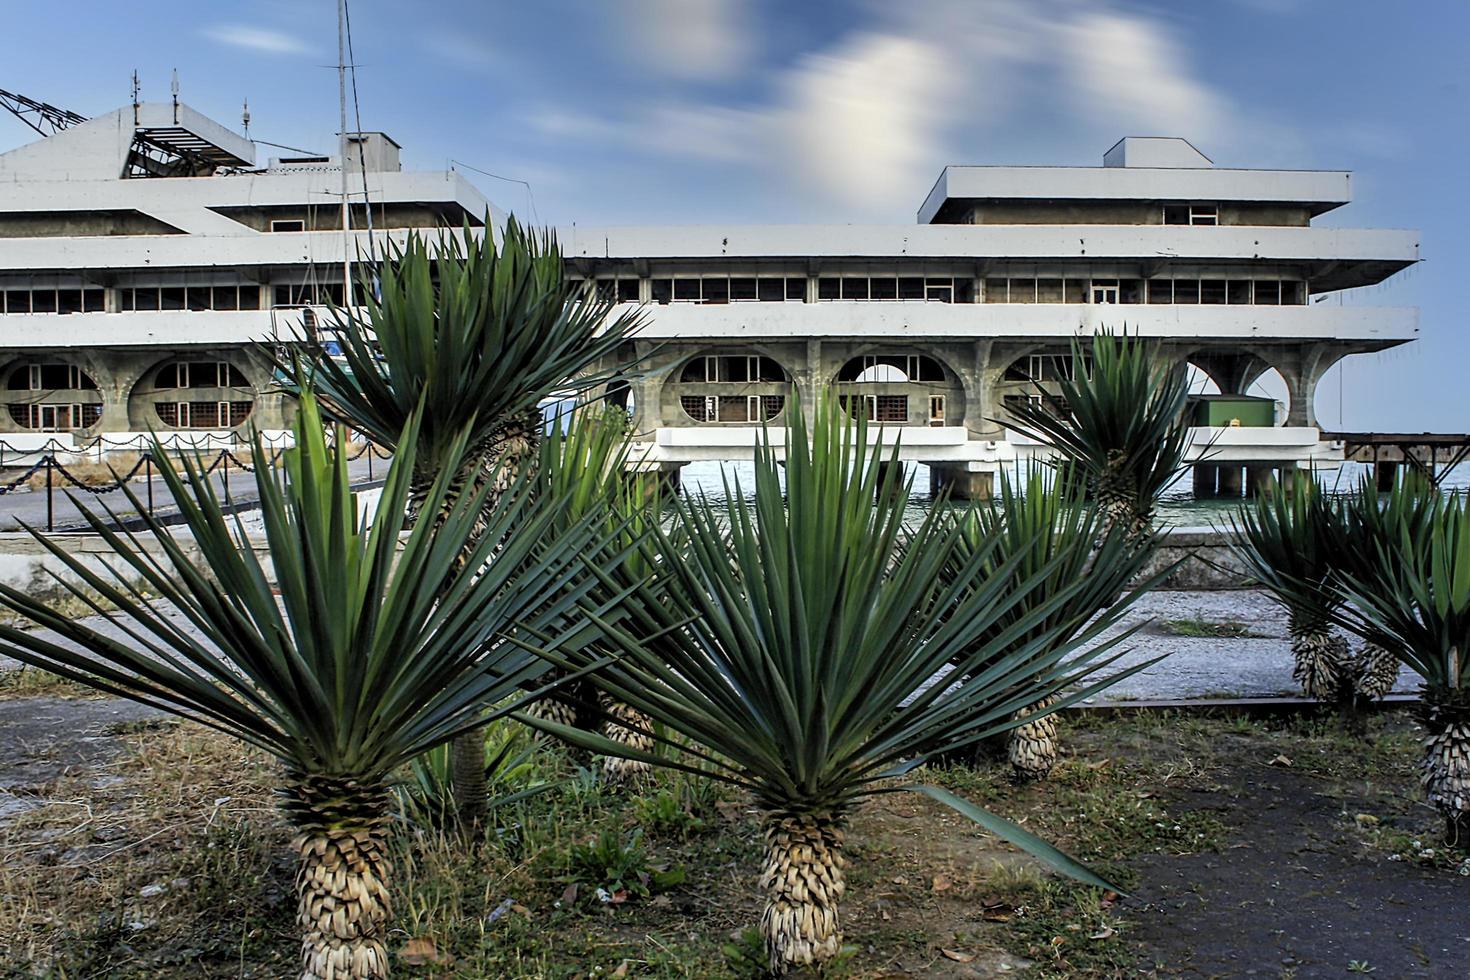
[2,0,1465,430]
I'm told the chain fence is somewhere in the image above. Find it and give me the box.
[0,440,392,532]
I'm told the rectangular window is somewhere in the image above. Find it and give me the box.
[841,277,869,300]
[186,286,211,311]
[3,290,29,314]
[617,279,641,303]
[57,289,83,314]
[1037,278,1064,303]
[160,287,185,311]
[870,277,897,300]
[874,395,907,422]
[925,278,953,303]
[1009,278,1037,304]
[1227,280,1252,305]
[785,277,806,301]
[1200,279,1227,304]
[817,277,841,300]
[1063,279,1087,304]
[701,277,729,304]
[1120,279,1143,304]
[898,276,925,300]
[928,395,946,426]
[1147,279,1173,304]
[673,278,701,302]
[1254,280,1282,305]
[651,278,673,305]
[729,277,758,301]
[31,289,57,313]
[758,277,785,302]
[83,288,105,312]
[1282,281,1305,305]
[211,285,239,311]
[270,219,306,233]
[983,278,1007,303]
[1190,206,1218,226]
[1163,205,1190,225]
[1174,279,1200,304]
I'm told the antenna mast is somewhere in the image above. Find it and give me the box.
[337,0,353,313]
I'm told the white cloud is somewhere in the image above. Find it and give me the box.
[604,0,1271,215]
[1060,12,1227,142]
[203,24,314,57]
[621,0,751,81]
[770,34,954,213]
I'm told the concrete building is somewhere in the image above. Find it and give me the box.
[0,97,1420,494]
[0,97,494,451]
[565,136,1419,496]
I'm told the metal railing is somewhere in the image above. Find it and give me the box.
[0,440,391,531]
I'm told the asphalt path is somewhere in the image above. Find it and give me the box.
[0,455,384,532]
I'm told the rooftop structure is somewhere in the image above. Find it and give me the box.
[0,97,496,447]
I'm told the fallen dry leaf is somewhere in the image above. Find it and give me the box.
[1269,754,1293,767]
[612,959,632,978]
[1089,926,1116,940]
[560,882,579,906]
[941,948,976,963]
[931,873,953,893]
[400,937,451,966]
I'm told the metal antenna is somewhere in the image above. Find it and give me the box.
[170,69,179,123]
[241,99,251,138]
[131,70,140,124]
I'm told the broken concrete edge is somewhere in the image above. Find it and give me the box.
[1071,692,1420,717]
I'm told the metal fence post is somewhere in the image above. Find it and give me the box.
[367,444,374,481]
[146,452,154,517]
[222,451,230,499]
[45,455,54,532]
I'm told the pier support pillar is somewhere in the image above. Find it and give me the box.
[930,465,993,501]
[1191,464,1218,500]
[1216,465,1244,499]
[628,464,681,501]
[1375,461,1399,492]
[1246,466,1276,498]
[876,461,906,499]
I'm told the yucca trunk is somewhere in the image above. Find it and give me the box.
[281,773,393,980]
[1006,694,1061,780]
[759,811,848,974]
[1418,684,1470,850]
[1353,643,1399,700]
[1287,614,1347,702]
[599,694,654,784]
[410,416,540,829]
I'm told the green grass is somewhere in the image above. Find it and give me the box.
[1161,616,1267,639]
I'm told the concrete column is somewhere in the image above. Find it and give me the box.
[931,465,993,501]
[1216,465,1243,498]
[628,464,682,500]
[1278,463,1302,493]
[876,461,905,499]
[1191,464,1218,499]
[1375,461,1398,492]
[1246,465,1276,498]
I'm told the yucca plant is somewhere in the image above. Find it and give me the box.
[528,397,1153,973]
[394,716,554,830]
[535,404,671,783]
[0,391,613,979]
[950,468,1163,778]
[1333,480,1470,847]
[277,216,644,826]
[1229,478,1353,700]
[1005,330,1193,538]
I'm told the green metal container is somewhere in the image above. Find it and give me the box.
[1189,395,1276,427]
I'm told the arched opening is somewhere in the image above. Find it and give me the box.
[1187,363,1222,396]
[132,357,256,430]
[1245,366,1290,425]
[0,361,104,432]
[996,349,1092,423]
[671,350,790,424]
[834,352,961,426]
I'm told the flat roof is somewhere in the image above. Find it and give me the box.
[918,166,1353,224]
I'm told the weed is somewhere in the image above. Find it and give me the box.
[1161,615,1266,638]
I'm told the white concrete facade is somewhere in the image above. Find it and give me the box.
[0,100,495,445]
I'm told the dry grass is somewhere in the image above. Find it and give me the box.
[24,453,142,491]
[0,724,292,975]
